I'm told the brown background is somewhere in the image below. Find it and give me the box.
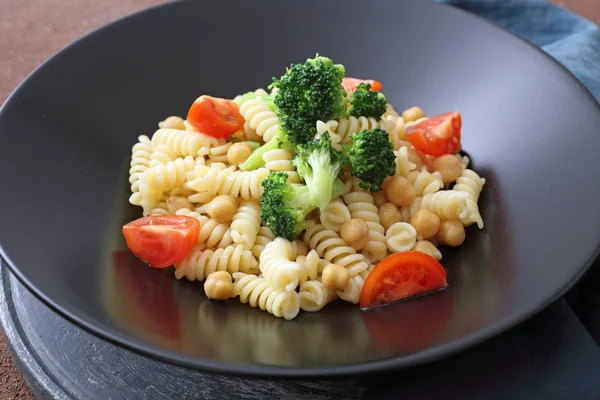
[0,0,597,398]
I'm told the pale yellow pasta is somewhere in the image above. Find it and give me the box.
[337,274,364,304]
[175,208,233,248]
[303,224,369,277]
[174,244,259,282]
[315,120,342,150]
[262,149,301,183]
[343,191,387,262]
[385,222,417,253]
[259,238,301,292]
[149,144,178,167]
[296,249,323,285]
[394,146,417,177]
[186,164,270,201]
[238,97,279,142]
[406,169,443,196]
[151,128,221,157]
[299,280,337,312]
[158,116,186,130]
[334,116,382,144]
[383,115,407,149]
[140,156,197,194]
[453,168,486,202]
[251,226,275,258]
[129,135,152,194]
[383,103,400,118]
[233,272,300,320]
[400,197,424,222]
[148,199,169,216]
[208,142,233,165]
[412,240,443,261]
[319,198,351,232]
[420,190,481,227]
[231,200,261,247]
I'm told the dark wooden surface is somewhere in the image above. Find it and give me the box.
[0,0,598,398]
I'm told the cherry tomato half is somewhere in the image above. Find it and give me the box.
[359,251,448,309]
[342,77,383,95]
[405,111,462,157]
[187,95,244,138]
[122,215,200,268]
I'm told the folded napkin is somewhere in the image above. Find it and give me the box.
[367,1,600,398]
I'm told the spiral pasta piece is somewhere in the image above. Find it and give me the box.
[385,222,417,253]
[383,115,407,149]
[420,190,475,226]
[186,164,270,200]
[394,146,417,177]
[413,240,442,261]
[140,156,197,194]
[453,169,485,201]
[259,238,301,292]
[407,169,443,196]
[239,98,279,142]
[129,135,153,194]
[151,128,221,157]
[343,191,387,262]
[303,224,369,277]
[175,208,233,248]
[233,273,300,320]
[299,280,337,312]
[315,120,342,150]
[262,149,301,183]
[149,145,178,167]
[319,198,351,232]
[251,226,275,258]
[334,116,383,144]
[208,142,233,164]
[296,249,323,285]
[174,244,259,282]
[148,199,169,216]
[337,274,364,304]
[400,197,423,222]
[231,200,261,247]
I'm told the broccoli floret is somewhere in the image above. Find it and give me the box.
[271,55,348,143]
[343,127,396,192]
[348,83,388,120]
[260,171,347,241]
[292,132,344,210]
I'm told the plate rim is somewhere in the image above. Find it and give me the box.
[1,0,599,377]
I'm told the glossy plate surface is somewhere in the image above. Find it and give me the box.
[0,0,599,377]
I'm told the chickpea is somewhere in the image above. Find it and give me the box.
[158,116,186,130]
[321,263,350,291]
[435,220,466,247]
[227,142,252,166]
[385,176,416,207]
[167,196,194,214]
[341,219,369,250]
[413,240,442,261]
[372,191,388,207]
[433,154,462,183]
[410,209,441,240]
[379,202,403,231]
[204,271,233,300]
[205,195,237,223]
[402,106,426,123]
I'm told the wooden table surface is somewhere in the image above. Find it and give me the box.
[0,0,597,398]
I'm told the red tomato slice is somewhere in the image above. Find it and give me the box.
[122,216,200,268]
[405,111,462,157]
[342,77,383,95]
[187,95,244,138]
[359,251,448,309]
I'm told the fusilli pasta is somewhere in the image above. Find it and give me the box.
[231,200,261,247]
[175,244,259,281]
[259,238,301,292]
[233,272,300,320]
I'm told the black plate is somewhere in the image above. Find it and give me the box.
[1,0,599,377]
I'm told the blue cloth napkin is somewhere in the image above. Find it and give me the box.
[437,0,600,102]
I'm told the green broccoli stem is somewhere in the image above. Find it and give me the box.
[247,141,260,151]
[238,93,275,110]
[239,129,291,171]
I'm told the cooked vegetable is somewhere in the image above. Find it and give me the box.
[260,171,345,241]
[292,132,344,210]
[342,127,396,192]
[348,83,388,120]
[122,216,200,268]
[405,111,462,157]
[187,95,245,138]
[359,251,448,309]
